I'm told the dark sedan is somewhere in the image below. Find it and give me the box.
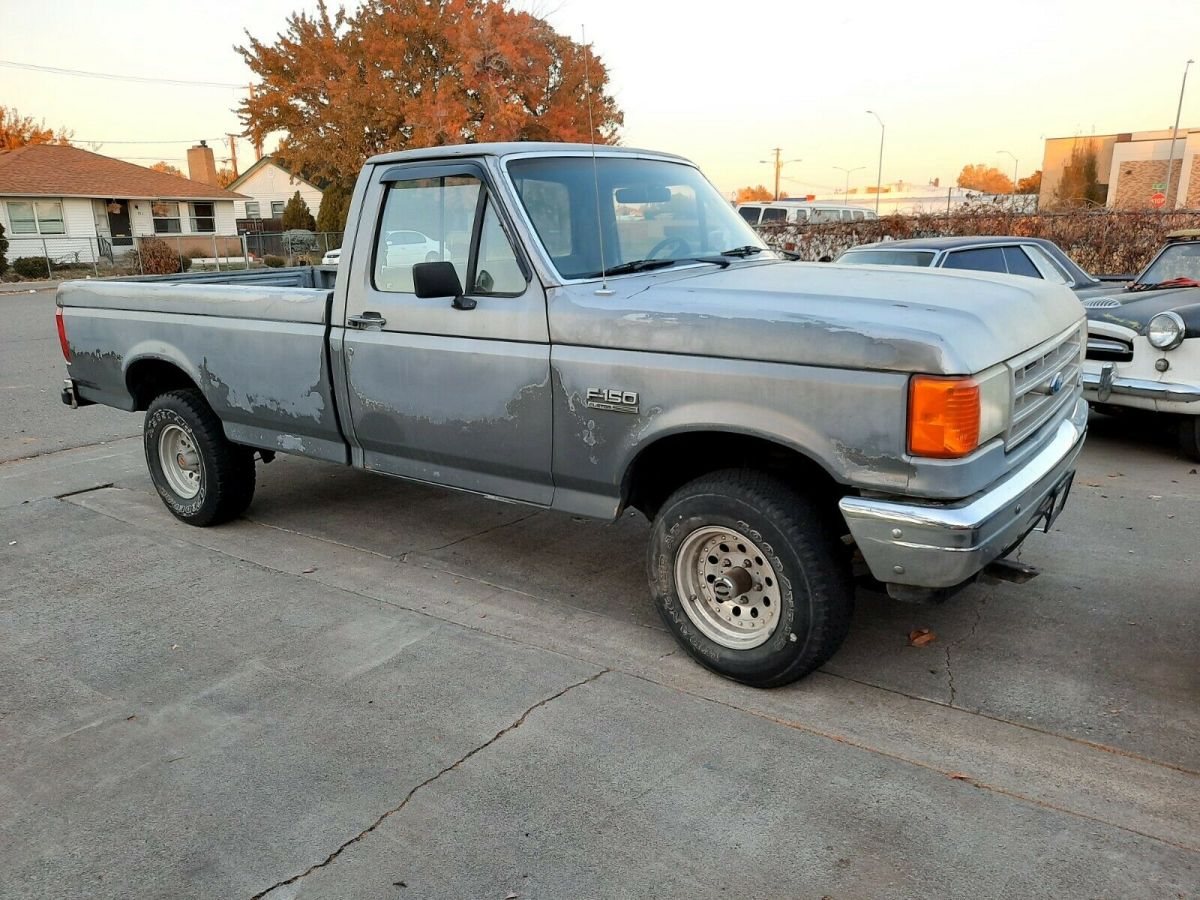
[834,236,1123,300]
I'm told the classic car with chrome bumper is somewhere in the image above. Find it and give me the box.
[840,396,1087,593]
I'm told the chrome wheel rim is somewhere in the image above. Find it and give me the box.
[157,423,202,499]
[674,526,782,650]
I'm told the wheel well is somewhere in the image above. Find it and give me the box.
[622,431,844,520]
[125,358,199,411]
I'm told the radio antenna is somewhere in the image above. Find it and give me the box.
[582,25,612,296]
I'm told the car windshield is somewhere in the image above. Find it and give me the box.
[507,155,771,280]
[1138,241,1200,285]
[836,249,936,267]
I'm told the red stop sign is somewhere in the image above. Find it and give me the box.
[1151,191,1166,208]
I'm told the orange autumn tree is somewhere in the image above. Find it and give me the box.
[0,106,72,151]
[236,0,623,187]
[957,163,1014,194]
[149,161,183,176]
[735,185,777,203]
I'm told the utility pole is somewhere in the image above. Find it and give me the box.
[867,110,885,215]
[1164,59,1194,211]
[997,150,1018,204]
[225,134,239,178]
[759,149,802,200]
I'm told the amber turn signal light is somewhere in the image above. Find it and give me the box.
[908,376,981,458]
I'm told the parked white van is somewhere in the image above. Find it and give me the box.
[737,201,879,225]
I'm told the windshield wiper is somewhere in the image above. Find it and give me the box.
[581,256,730,278]
[721,245,800,260]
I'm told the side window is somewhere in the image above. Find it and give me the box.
[760,207,787,224]
[840,210,855,222]
[1002,246,1041,278]
[942,247,1007,273]
[791,208,809,224]
[810,209,840,224]
[374,175,481,293]
[474,200,526,295]
[1022,245,1069,284]
[738,207,761,225]
[851,210,865,222]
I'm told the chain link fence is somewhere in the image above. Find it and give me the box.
[1,231,345,282]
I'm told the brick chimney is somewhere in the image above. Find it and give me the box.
[187,140,219,185]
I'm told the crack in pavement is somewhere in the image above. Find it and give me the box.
[417,511,542,554]
[249,668,610,899]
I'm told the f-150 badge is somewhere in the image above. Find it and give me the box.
[586,388,639,414]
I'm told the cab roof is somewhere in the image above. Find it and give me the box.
[365,142,688,166]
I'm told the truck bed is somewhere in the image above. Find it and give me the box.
[58,266,349,464]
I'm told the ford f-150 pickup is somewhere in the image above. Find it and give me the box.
[57,142,1089,687]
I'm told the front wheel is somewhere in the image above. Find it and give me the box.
[1180,416,1200,461]
[144,389,256,526]
[647,469,853,688]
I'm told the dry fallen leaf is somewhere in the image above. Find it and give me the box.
[301,565,317,574]
[504,893,520,900]
[947,771,972,781]
[908,628,937,647]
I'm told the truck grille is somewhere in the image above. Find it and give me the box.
[1005,322,1085,449]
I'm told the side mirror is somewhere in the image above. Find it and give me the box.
[413,261,475,310]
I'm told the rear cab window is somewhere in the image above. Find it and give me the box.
[942,247,1007,273]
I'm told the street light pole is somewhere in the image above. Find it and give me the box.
[866,110,885,215]
[1164,58,1194,212]
[997,149,1018,203]
[834,165,865,203]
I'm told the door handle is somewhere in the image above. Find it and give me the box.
[347,312,386,329]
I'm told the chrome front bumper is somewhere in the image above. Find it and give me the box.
[839,398,1088,589]
[1082,366,1200,403]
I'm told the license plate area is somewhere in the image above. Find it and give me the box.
[1036,469,1074,534]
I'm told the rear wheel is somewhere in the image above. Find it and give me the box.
[647,469,853,687]
[1180,416,1200,461]
[144,389,256,526]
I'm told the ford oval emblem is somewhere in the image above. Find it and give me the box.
[1049,371,1066,395]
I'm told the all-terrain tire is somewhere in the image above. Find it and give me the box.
[144,389,256,526]
[1180,416,1200,462]
[647,468,853,688]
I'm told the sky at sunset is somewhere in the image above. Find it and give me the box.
[3,0,1200,195]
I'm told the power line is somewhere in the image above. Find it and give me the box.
[0,59,245,89]
[75,138,229,145]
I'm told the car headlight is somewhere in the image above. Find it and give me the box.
[1147,312,1185,350]
[975,364,1011,444]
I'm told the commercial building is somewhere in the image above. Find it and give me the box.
[1039,128,1200,210]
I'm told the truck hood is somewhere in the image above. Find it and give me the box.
[565,261,1084,374]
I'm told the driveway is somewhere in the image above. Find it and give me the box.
[1,291,1197,898]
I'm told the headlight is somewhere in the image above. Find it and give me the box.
[1147,312,1185,350]
[975,364,1011,444]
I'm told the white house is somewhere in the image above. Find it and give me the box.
[0,143,246,263]
[227,156,324,224]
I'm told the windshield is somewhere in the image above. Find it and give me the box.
[836,249,936,268]
[1138,241,1200,285]
[507,156,768,280]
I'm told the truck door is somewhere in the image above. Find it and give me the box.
[338,161,553,504]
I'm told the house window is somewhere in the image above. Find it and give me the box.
[151,200,181,234]
[6,200,65,234]
[245,201,261,219]
[190,202,215,233]
[270,200,285,218]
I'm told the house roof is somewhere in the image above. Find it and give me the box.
[0,144,248,200]
[228,155,327,194]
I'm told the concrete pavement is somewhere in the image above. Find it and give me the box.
[1,286,1198,896]
[1,419,1197,897]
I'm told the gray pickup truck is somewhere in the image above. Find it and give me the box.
[58,142,1088,687]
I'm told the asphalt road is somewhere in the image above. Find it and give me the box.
[2,289,1197,898]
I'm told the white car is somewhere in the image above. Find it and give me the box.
[1082,230,1200,459]
[321,248,340,265]
[382,230,441,267]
